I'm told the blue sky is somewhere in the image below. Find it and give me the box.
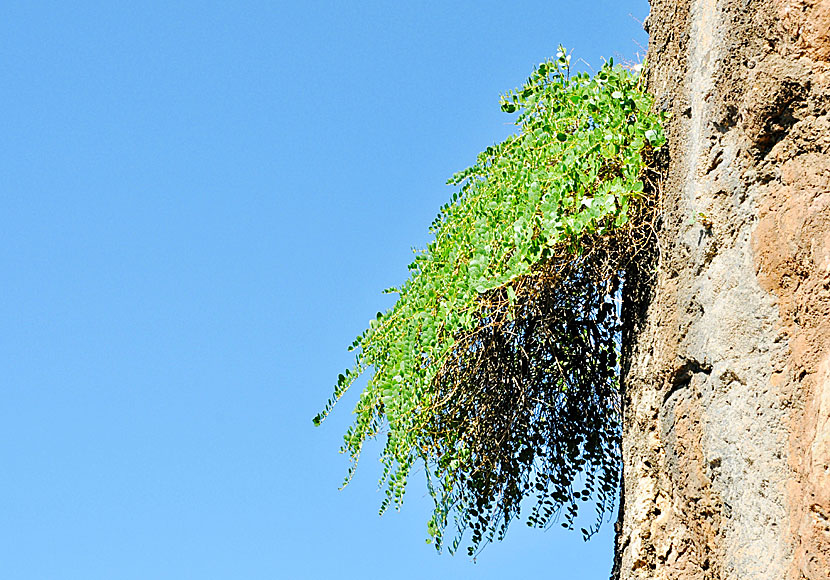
[1,2,648,578]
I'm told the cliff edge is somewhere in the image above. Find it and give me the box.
[615,1,830,578]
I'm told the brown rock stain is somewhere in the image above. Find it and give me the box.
[778,0,830,62]
[752,53,830,577]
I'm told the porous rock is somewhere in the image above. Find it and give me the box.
[614,1,830,578]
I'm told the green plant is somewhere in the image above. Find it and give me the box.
[314,47,665,556]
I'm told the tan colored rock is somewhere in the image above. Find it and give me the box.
[615,0,830,578]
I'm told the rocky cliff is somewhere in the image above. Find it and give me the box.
[614,1,830,578]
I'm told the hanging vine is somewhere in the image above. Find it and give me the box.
[314,47,665,556]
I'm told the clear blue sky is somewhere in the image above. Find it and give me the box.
[1,2,649,578]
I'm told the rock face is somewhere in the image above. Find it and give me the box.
[614,1,830,578]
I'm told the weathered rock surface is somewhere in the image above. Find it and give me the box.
[614,1,830,578]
